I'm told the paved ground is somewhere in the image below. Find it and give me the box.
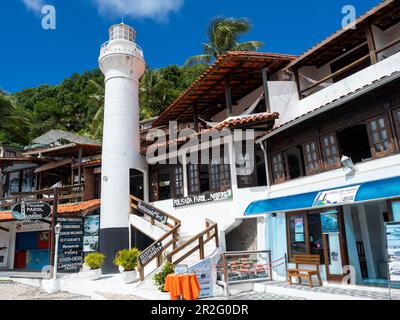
[0,280,90,300]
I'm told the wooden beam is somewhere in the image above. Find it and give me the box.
[262,67,271,113]
[193,103,199,132]
[365,23,378,64]
[224,75,233,117]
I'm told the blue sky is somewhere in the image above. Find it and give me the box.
[0,0,380,93]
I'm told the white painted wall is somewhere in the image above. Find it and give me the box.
[373,23,400,61]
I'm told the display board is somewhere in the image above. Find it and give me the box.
[83,214,100,254]
[188,257,214,299]
[320,210,340,234]
[385,222,400,283]
[57,216,84,273]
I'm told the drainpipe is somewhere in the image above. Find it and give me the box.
[259,140,271,193]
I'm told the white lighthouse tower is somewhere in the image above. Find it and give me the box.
[98,23,146,272]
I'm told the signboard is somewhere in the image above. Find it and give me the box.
[294,217,305,242]
[312,185,360,207]
[57,216,84,273]
[320,210,340,234]
[385,222,400,283]
[137,201,168,224]
[173,189,233,208]
[16,220,51,233]
[188,257,213,299]
[83,214,100,254]
[139,241,162,266]
[12,202,52,220]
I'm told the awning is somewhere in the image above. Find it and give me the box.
[244,176,400,216]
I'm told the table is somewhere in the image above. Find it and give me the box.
[164,273,201,300]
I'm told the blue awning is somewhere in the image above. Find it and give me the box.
[244,176,400,216]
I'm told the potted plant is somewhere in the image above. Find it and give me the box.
[84,252,105,280]
[153,261,175,297]
[114,248,140,284]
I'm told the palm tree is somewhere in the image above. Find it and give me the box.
[185,17,264,66]
[86,80,105,141]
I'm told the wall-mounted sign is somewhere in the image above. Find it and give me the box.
[16,220,51,233]
[173,189,233,208]
[139,241,162,266]
[12,202,52,220]
[320,210,340,234]
[312,185,360,207]
[137,201,168,224]
[83,214,100,254]
[57,216,84,273]
[385,222,400,283]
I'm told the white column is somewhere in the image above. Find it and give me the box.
[358,205,377,278]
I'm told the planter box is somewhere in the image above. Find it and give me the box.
[121,270,138,284]
[88,268,102,281]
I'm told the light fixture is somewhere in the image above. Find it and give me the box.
[341,155,355,174]
[54,223,62,235]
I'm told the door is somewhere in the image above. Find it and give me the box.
[130,169,144,200]
[321,209,348,281]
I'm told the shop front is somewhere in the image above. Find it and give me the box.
[245,176,400,286]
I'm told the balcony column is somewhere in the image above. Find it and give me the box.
[261,67,271,113]
[365,24,378,65]
[224,76,233,117]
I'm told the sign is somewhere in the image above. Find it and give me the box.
[173,189,233,208]
[294,217,305,242]
[16,220,51,233]
[385,222,400,283]
[137,201,168,224]
[83,214,100,253]
[312,185,360,207]
[139,241,162,266]
[57,216,84,273]
[174,264,188,275]
[12,202,52,220]
[320,210,340,234]
[188,257,213,299]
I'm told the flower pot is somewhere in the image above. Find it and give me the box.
[121,270,137,284]
[88,268,102,281]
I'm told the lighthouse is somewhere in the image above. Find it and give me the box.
[98,23,146,273]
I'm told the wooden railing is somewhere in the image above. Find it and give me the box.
[299,35,400,97]
[129,195,181,281]
[0,184,84,210]
[165,218,219,265]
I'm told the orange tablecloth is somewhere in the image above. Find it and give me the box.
[164,274,201,300]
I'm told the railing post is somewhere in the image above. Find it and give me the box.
[173,230,178,250]
[214,225,219,247]
[222,253,230,300]
[199,236,205,260]
[139,266,144,281]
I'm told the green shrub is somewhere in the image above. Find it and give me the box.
[84,252,105,270]
[153,261,175,292]
[114,248,140,271]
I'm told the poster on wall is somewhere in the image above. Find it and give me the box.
[57,216,84,273]
[320,210,340,234]
[385,222,400,283]
[294,218,304,242]
[312,185,360,207]
[83,214,100,254]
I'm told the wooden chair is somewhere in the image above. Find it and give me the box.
[287,254,322,288]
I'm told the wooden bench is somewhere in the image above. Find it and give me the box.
[287,254,322,288]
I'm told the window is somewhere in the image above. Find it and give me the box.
[338,124,372,163]
[302,140,321,175]
[284,147,305,179]
[286,212,325,263]
[148,165,173,202]
[321,133,340,170]
[172,165,184,198]
[210,159,231,192]
[367,115,393,157]
[187,164,200,195]
[392,108,400,144]
[271,152,285,183]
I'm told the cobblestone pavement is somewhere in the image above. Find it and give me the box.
[0,281,90,300]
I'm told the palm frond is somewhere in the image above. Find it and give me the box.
[184,54,213,66]
[231,41,264,52]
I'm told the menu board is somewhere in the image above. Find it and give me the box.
[57,216,84,273]
[188,258,213,299]
[385,222,400,283]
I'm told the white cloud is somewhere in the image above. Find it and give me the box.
[92,0,184,21]
[22,0,45,13]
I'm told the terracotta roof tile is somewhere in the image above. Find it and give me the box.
[58,199,101,214]
[0,212,13,222]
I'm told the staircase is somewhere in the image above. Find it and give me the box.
[129,196,219,281]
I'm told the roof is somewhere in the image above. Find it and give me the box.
[31,130,99,146]
[72,158,102,168]
[0,211,12,222]
[22,143,102,158]
[145,112,278,153]
[256,71,400,144]
[288,0,400,69]
[0,156,47,166]
[152,51,296,127]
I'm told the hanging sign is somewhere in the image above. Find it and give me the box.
[137,201,168,224]
[320,210,340,234]
[312,185,360,207]
[57,216,84,273]
[173,189,233,208]
[12,202,52,220]
[385,222,400,283]
[139,241,162,266]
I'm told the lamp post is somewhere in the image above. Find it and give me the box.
[53,223,62,280]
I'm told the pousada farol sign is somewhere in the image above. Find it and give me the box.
[12,202,52,220]
[173,189,233,208]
